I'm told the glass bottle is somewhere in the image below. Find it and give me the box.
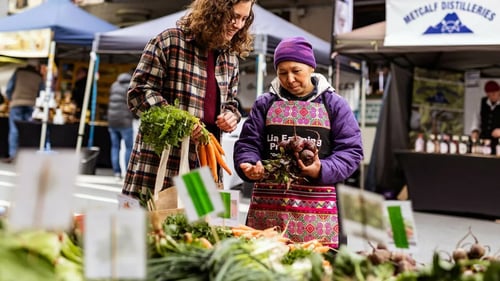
[426,134,436,153]
[449,135,459,154]
[414,133,425,152]
[439,134,449,154]
[458,135,468,154]
[483,139,491,155]
[434,134,441,153]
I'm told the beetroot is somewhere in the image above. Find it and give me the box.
[261,129,321,184]
[299,149,315,166]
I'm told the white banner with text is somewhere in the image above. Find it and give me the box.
[386,0,500,46]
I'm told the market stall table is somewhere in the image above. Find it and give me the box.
[14,120,111,168]
[394,149,500,219]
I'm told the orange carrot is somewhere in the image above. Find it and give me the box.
[205,141,218,182]
[233,224,256,231]
[198,144,208,167]
[231,229,248,237]
[212,143,232,175]
[209,133,225,155]
[313,246,331,253]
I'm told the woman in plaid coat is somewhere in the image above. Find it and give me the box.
[122,0,256,198]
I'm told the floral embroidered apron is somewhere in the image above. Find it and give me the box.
[246,100,341,248]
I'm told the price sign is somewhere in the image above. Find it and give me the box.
[84,209,147,280]
[8,150,78,231]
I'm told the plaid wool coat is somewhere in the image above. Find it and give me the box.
[122,28,241,198]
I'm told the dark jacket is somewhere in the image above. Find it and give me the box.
[479,96,500,139]
[234,73,363,185]
[107,73,134,128]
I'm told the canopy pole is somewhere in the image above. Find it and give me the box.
[87,54,100,147]
[253,34,267,98]
[39,40,56,151]
[256,53,266,97]
[359,60,369,191]
[75,51,97,154]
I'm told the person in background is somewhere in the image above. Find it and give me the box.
[233,37,363,249]
[122,0,255,198]
[107,71,135,180]
[72,66,88,118]
[2,59,44,163]
[471,80,500,154]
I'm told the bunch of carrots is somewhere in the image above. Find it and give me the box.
[230,224,332,254]
[197,132,232,183]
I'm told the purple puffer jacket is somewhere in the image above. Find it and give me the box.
[233,73,363,185]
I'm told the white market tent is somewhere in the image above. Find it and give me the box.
[92,5,331,66]
[0,0,117,153]
[77,4,332,152]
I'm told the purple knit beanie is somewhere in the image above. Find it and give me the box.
[274,36,316,70]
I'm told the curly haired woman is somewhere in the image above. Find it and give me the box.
[122,0,256,198]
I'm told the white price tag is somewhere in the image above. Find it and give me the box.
[117,193,142,209]
[209,189,240,227]
[337,184,388,244]
[84,209,147,280]
[8,150,78,231]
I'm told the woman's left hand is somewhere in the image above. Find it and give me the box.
[240,161,264,180]
[297,153,321,179]
[190,123,204,144]
[216,111,238,133]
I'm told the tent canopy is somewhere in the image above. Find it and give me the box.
[334,21,500,77]
[0,0,117,45]
[93,5,331,66]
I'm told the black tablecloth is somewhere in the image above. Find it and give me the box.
[394,150,500,219]
[0,117,8,158]
[9,120,111,168]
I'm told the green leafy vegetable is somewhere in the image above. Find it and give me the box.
[140,100,200,155]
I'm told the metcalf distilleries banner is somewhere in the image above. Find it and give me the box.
[386,0,500,46]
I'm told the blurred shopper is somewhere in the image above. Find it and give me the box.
[122,0,255,198]
[107,71,134,180]
[72,66,88,118]
[471,80,500,154]
[2,59,44,163]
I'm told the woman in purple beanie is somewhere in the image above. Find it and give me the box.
[234,36,363,249]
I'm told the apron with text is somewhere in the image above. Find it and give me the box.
[246,99,340,248]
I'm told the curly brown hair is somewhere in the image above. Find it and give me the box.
[177,0,256,58]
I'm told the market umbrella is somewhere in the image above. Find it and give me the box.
[0,0,117,151]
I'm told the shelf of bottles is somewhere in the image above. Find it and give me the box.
[414,132,499,156]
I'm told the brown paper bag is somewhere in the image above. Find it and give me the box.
[154,186,178,210]
[148,187,185,223]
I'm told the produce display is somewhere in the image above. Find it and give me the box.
[3,103,499,281]
[1,214,499,281]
